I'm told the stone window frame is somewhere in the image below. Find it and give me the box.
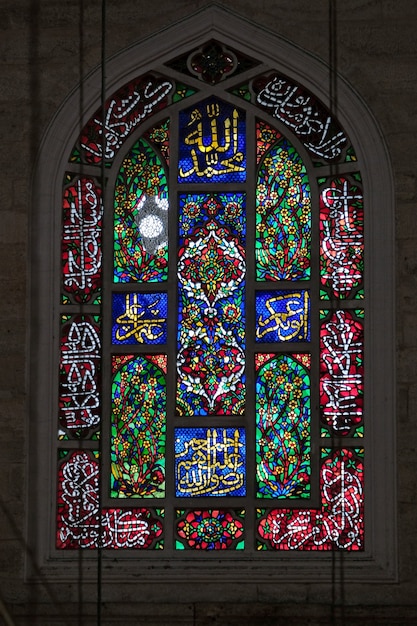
[28,6,396,584]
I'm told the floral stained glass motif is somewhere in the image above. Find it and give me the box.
[257,448,364,550]
[175,428,246,497]
[178,98,246,183]
[114,136,168,283]
[256,120,282,164]
[256,130,311,282]
[111,355,166,498]
[59,315,101,437]
[319,175,364,299]
[62,175,103,304]
[255,291,310,343]
[176,194,246,415]
[176,509,245,550]
[320,310,364,436]
[57,450,164,549]
[256,353,311,498]
[112,293,167,345]
[143,119,170,164]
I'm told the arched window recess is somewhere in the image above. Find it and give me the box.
[29,6,396,583]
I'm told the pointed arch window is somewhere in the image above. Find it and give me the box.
[30,8,395,581]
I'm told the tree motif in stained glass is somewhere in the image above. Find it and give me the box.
[114,137,168,283]
[59,315,101,436]
[320,310,364,436]
[112,293,167,344]
[175,428,246,497]
[256,353,311,498]
[62,175,102,304]
[319,176,364,299]
[256,133,311,281]
[178,98,246,183]
[111,355,166,498]
[176,194,245,415]
[255,291,310,343]
[57,451,164,549]
[176,509,244,550]
[257,448,364,550]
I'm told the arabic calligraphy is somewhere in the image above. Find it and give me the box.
[57,451,164,548]
[255,75,347,160]
[257,449,363,550]
[59,317,101,430]
[320,177,364,298]
[320,310,363,433]
[112,293,167,344]
[175,428,246,497]
[80,77,173,163]
[62,178,103,302]
[256,291,310,342]
[179,99,246,181]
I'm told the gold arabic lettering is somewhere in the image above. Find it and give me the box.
[179,104,244,178]
[256,292,309,341]
[176,429,245,496]
[115,294,165,343]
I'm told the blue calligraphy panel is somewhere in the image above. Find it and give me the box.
[178,97,246,184]
[255,290,310,342]
[112,292,167,344]
[175,427,246,497]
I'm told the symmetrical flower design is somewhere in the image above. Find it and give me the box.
[176,509,244,549]
[177,199,246,415]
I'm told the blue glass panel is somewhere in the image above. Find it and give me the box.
[112,292,167,344]
[178,98,246,183]
[175,427,246,497]
[255,291,310,342]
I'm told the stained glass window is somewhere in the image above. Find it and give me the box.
[55,37,367,557]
